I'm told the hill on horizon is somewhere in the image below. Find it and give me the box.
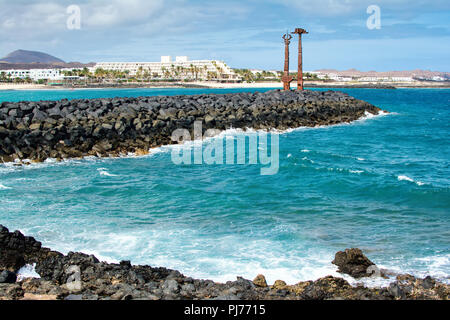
[0,50,65,64]
[314,68,449,78]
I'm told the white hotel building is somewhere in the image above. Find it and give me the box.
[93,56,242,82]
[5,69,65,81]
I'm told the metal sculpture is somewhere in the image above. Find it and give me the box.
[292,28,308,91]
[281,32,293,91]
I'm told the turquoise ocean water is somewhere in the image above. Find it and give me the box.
[0,87,449,285]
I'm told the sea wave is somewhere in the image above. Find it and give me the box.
[398,175,425,186]
[0,110,391,170]
[16,264,40,281]
[98,168,118,177]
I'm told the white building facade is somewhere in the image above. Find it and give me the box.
[4,69,65,81]
[94,56,242,82]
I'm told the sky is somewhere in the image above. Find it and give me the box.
[0,0,449,71]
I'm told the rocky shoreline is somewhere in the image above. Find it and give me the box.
[0,89,381,163]
[0,225,448,300]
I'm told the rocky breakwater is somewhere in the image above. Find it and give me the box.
[0,89,382,163]
[1,225,448,300]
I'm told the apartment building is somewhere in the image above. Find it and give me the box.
[4,69,64,80]
[93,56,242,82]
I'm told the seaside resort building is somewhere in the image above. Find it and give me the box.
[4,69,66,81]
[93,56,242,82]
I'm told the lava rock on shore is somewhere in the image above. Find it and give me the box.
[0,89,382,163]
[332,248,376,278]
[0,224,448,300]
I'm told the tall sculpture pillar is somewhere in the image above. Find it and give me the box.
[281,33,293,91]
[292,28,308,91]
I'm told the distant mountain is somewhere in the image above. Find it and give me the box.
[0,50,65,64]
[0,62,96,71]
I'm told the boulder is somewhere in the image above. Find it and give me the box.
[0,225,43,272]
[253,274,268,288]
[272,280,287,290]
[0,270,17,284]
[0,90,383,163]
[332,248,376,278]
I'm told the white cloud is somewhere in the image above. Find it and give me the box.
[3,19,16,29]
[0,0,448,70]
[83,0,165,27]
[273,0,450,17]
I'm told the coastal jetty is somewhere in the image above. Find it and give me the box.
[0,89,381,163]
[0,225,448,300]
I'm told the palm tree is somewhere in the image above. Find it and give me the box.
[136,66,144,80]
[62,70,73,77]
[193,66,199,80]
[216,66,224,80]
[162,67,171,79]
[170,65,176,79]
[1,71,7,82]
[143,69,150,81]
[94,68,106,82]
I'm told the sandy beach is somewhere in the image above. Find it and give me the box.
[0,83,50,90]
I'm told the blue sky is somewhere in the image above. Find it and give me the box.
[1,0,449,71]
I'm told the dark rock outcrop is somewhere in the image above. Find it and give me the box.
[0,90,383,163]
[0,225,44,271]
[0,225,448,300]
[0,270,17,284]
[332,248,376,278]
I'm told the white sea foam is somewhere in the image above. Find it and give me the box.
[362,110,391,119]
[98,168,118,177]
[413,254,450,283]
[398,175,414,182]
[302,157,314,164]
[0,109,391,170]
[19,225,448,288]
[398,175,425,186]
[16,264,40,281]
[0,183,12,190]
[270,109,392,135]
[357,157,365,161]
[349,170,364,174]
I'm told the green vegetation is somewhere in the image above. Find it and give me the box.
[1,62,237,85]
[233,69,320,83]
[234,69,281,83]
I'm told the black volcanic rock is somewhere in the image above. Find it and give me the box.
[332,248,376,278]
[0,90,384,163]
[0,224,448,300]
[0,49,65,64]
[0,225,44,272]
[0,270,17,284]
